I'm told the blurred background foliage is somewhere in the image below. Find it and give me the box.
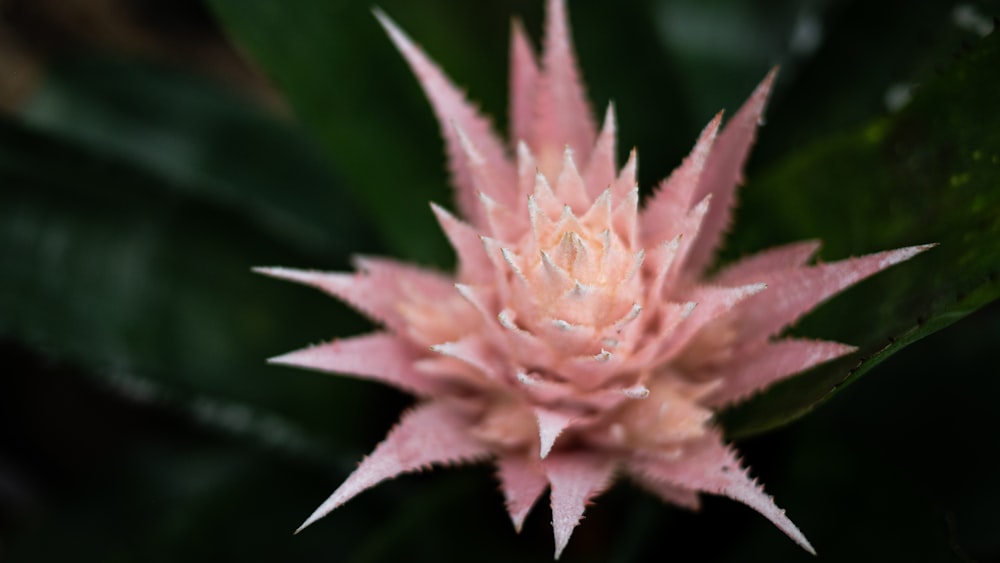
[1,0,999,561]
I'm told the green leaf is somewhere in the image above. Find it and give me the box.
[650,0,810,120]
[0,117,397,450]
[720,29,1000,438]
[756,0,1000,166]
[21,56,372,258]
[1,347,336,559]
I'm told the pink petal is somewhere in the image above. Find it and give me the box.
[651,195,711,296]
[516,370,634,413]
[705,338,857,408]
[543,451,618,559]
[516,141,539,208]
[641,112,722,247]
[453,123,508,217]
[353,255,456,301]
[562,353,628,393]
[431,336,501,380]
[538,249,575,297]
[296,402,491,532]
[535,408,575,458]
[737,245,933,341]
[533,0,597,178]
[658,283,768,362]
[454,283,499,323]
[269,332,435,395]
[495,310,559,370]
[496,454,550,532]
[478,188,524,244]
[620,300,696,373]
[630,435,814,554]
[430,203,493,284]
[610,148,638,203]
[647,236,682,301]
[681,69,778,277]
[258,260,466,347]
[253,266,404,332]
[580,187,612,233]
[530,315,599,359]
[413,355,492,388]
[479,235,516,304]
[713,240,821,285]
[515,369,574,403]
[581,104,618,199]
[375,10,516,225]
[509,18,540,148]
[529,170,564,223]
[554,147,592,213]
[612,186,639,249]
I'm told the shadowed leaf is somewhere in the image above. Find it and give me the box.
[721,29,1000,438]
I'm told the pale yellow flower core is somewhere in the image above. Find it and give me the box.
[509,186,643,359]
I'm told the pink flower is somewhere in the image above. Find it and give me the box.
[257,0,929,557]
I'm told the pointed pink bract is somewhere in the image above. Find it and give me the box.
[375,9,516,226]
[254,266,407,333]
[532,0,597,179]
[704,338,857,407]
[269,332,435,396]
[497,455,550,532]
[296,402,490,532]
[641,112,722,247]
[735,245,933,343]
[510,18,540,150]
[259,3,931,558]
[681,69,778,277]
[629,435,815,554]
[713,239,822,285]
[535,408,574,458]
[544,452,617,559]
[581,104,619,199]
[430,203,494,284]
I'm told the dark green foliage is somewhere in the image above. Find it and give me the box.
[2,0,998,561]
[721,26,1000,438]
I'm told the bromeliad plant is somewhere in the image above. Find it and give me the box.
[258,0,929,557]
